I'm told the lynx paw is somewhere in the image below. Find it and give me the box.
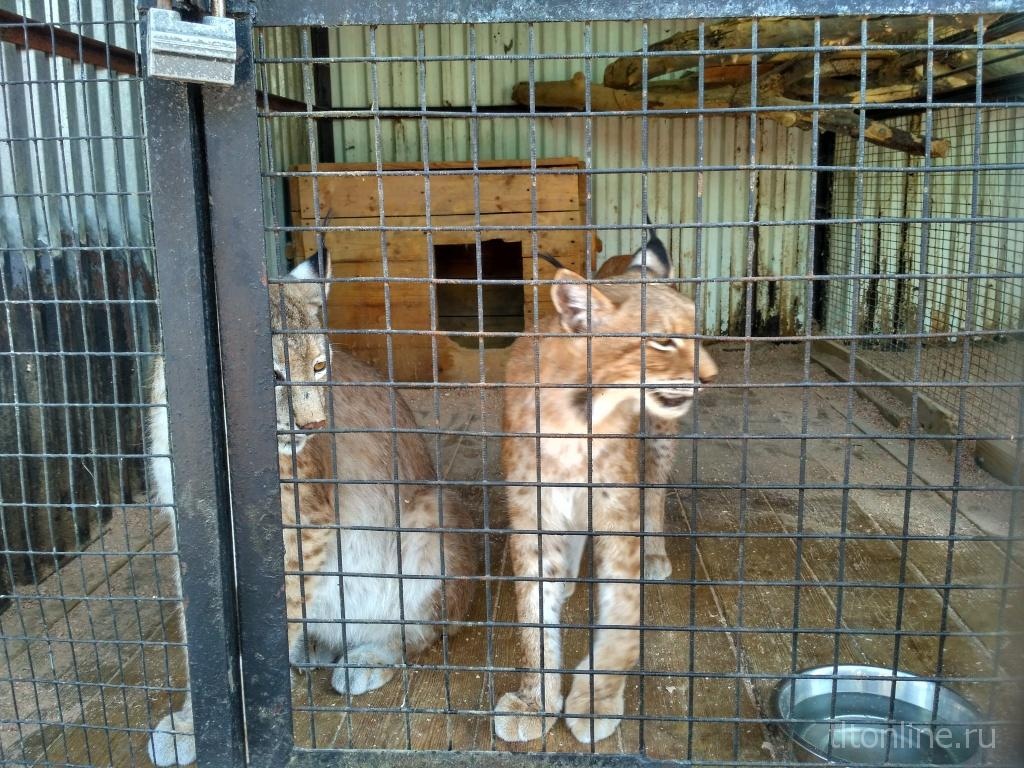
[493,690,562,742]
[148,708,196,766]
[564,664,624,744]
[643,553,672,581]
[289,636,336,670]
[331,651,397,696]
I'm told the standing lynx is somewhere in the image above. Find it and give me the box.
[495,227,717,744]
[147,255,477,766]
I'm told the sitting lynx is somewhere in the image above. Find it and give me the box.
[495,226,717,744]
[147,256,477,766]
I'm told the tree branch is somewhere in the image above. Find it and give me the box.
[512,72,949,158]
[770,97,950,157]
[602,15,993,89]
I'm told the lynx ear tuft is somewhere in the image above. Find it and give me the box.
[289,252,332,283]
[550,269,615,333]
[287,252,333,309]
[628,224,672,278]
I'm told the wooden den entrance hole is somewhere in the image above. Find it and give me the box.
[434,240,524,349]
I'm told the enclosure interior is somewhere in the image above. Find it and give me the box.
[1,7,1022,768]
[257,14,1023,763]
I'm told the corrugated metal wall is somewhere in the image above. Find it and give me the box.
[256,26,310,272]
[1,0,157,588]
[826,106,1023,437]
[1,0,150,255]
[827,106,1023,339]
[258,22,818,335]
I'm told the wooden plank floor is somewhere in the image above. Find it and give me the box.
[1,509,187,766]
[3,344,1018,765]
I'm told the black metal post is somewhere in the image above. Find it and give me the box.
[200,12,296,767]
[143,75,247,768]
[310,27,336,163]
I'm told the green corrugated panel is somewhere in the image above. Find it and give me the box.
[828,107,1023,339]
[263,21,820,334]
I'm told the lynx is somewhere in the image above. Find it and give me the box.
[494,226,717,744]
[147,256,477,766]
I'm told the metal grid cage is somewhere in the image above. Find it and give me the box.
[0,1,188,765]
[827,105,1024,439]
[253,13,1023,767]
[0,4,1021,768]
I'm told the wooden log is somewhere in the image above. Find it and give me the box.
[838,73,971,103]
[512,72,949,158]
[513,71,754,112]
[823,20,1020,104]
[602,15,994,89]
[876,19,1024,84]
[722,55,886,99]
[770,96,950,157]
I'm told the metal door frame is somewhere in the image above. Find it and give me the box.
[141,2,1014,766]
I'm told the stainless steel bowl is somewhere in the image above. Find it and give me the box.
[772,665,984,765]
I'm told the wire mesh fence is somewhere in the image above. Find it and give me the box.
[0,4,1021,767]
[827,105,1024,439]
[254,13,1023,767]
[0,1,186,765]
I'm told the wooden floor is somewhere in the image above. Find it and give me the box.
[3,344,1020,765]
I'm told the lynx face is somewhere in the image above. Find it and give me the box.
[550,232,717,421]
[270,256,332,455]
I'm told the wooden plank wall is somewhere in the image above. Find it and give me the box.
[289,159,597,381]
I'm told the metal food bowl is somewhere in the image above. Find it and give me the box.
[772,665,984,765]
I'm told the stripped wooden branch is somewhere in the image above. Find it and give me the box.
[511,14,1024,157]
[602,15,991,89]
[512,72,749,112]
[512,72,949,158]
[844,33,1024,103]
[770,97,950,157]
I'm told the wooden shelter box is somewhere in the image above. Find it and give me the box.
[289,158,597,382]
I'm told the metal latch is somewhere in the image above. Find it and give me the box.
[145,4,237,86]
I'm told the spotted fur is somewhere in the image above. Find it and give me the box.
[147,256,477,766]
[273,256,478,694]
[494,227,717,744]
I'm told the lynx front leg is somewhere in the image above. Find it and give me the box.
[564,491,641,743]
[641,484,671,581]
[282,519,330,669]
[495,489,576,742]
[560,530,586,600]
[641,434,676,581]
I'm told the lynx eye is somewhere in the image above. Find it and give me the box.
[313,360,327,373]
[648,338,677,352]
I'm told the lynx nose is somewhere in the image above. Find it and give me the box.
[299,420,327,431]
[698,352,718,384]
